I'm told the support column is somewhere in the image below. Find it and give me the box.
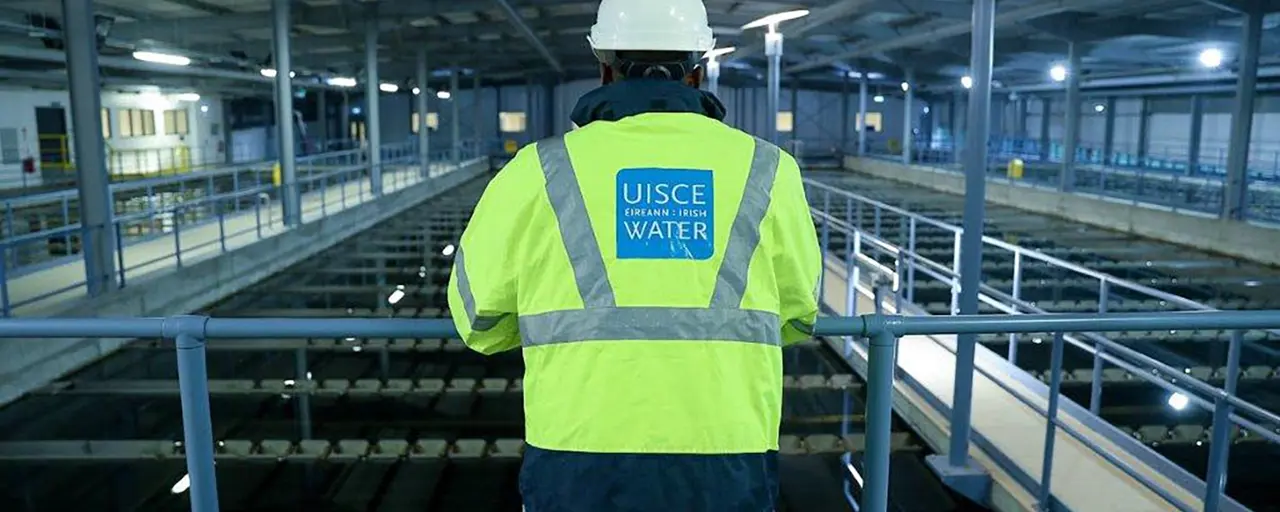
[525,77,535,142]
[1102,96,1117,165]
[1224,7,1262,220]
[928,0,995,502]
[61,0,116,295]
[222,99,235,164]
[1039,97,1051,161]
[1061,41,1082,191]
[951,92,962,163]
[857,74,868,155]
[340,93,350,143]
[472,72,482,157]
[364,12,383,196]
[841,72,851,154]
[790,78,799,146]
[1188,95,1204,175]
[1136,96,1149,164]
[272,0,300,225]
[416,49,430,170]
[451,69,462,167]
[316,91,328,153]
[1017,97,1029,139]
[903,70,914,165]
[765,33,782,144]
[543,80,555,138]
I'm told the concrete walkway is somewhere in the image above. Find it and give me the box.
[6,160,480,317]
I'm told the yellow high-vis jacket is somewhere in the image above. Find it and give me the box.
[446,110,820,507]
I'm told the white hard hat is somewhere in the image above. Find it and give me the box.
[588,0,716,53]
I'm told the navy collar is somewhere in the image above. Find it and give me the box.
[570,79,727,127]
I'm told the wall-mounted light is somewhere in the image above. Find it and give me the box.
[900,82,910,92]
[326,76,357,88]
[960,76,973,89]
[437,90,452,100]
[260,68,295,79]
[1093,103,1106,113]
[1199,48,1224,68]
[412,87,421,96]
[1049,64,1067,82]
[873,95,885,103]
[379,83,399,93]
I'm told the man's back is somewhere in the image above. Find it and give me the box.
[448,106,820,510]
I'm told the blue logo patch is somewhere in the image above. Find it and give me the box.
[616,168,714,260]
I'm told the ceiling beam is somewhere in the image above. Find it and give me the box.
[786,0,1120,74]
[492,0,564,74]
[162,0,236,16]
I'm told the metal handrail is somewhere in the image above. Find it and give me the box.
[808,190,1276,512]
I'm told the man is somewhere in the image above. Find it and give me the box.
[446,0,820,509]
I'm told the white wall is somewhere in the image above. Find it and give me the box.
[0,86,224,189]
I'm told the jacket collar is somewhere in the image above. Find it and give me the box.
[570,79,726,127]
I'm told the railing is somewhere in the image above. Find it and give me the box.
[0,146,487,316]
[806,178,1280,511]
[0,315,897,512]
[861,136,1280,223]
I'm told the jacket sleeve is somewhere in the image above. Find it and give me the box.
[768,152,822,345]
[446,152,531,355]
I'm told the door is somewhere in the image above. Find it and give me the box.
[35,106,69,170]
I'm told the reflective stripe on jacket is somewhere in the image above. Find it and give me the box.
[447,110,819,457]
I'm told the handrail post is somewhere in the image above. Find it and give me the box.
[1203,329,1243,511]
[820,190,831,296]
[861,328,897,512]
[906,218,917,303]
[168,316,220,512]
[1008,250,1023,363]
[1091,279,1110,415]
[295,348,313,439]
[1038,332,1065,511]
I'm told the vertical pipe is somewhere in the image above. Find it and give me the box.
[417,49,431,173]
[1188,95,1205,176]
[452,69,462,167]
[61,0,117,296]
[317,91,328,152]
[1136,96,1149,165]
[1039,97,1051,162]
[175,332,220,512]
[950,0,994,469]
[1223,7,1262,220]
[1203,330,1242,511]
[841,72,851,155]
[861,329,897,512]
[1102,97,1116,165]
[765,32,783,144]
[1038,332,1066,509]
[1061,41,1081,191]
[273,0,301,226]
[903,70,915,165]
[1091,279,1109,415]
[858,74,869,155]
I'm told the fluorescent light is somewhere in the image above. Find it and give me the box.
[436,90,452,100]
[175,93,200,102]
[873,95,885,103]
[1094,103,1106,113]
[866,72,884,80]
[742,9,810,30]
[387,289,406,305]
[1167,393,1189,411]
[379,83,399,93]
[846,71,862,79]
[1199,48,1224,68]
[133,51,191,66]
[326,76,357,88]
[170,473,190,494]
[412,87,421,95]
[961,75,973,89]
[1050,64,1067,82]
[900,82,910,92]
[704,46,737,60]
[442,244,456,256]
[260,68,296,78]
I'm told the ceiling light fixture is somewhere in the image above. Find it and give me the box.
[1199,48,1224,68]
[961,75,973,89]
[741,10,810,30]
[379,83,399,93]
[1050,64,1067,82]
[325,76,357,88]
[133,51,190,66]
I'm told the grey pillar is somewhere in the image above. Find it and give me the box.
[765,34,782,144]
[472,72,482,155]
[272,0,300,225]
[416,48,430,170]
[364,14,383,195]
[857,75,868,155]
[340,93,350,143]
[62,0,116,296]
[1224,8,1262,220]
[451,69,461,167]
[1136,97,1150,164]
[790,79,799,146]
[222,100,235,165]
[1188,95,1205,175]
[1039,97,1052,161]
[1061,41,1082,191]
[525,77,535,142]
[1016,97,1029,139]
[949,0,995,475]
[316,91,328,152]
[543,80,555,138]
[841,73,851,153]
[903,70,915,165]
[1102,97,1117,165]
